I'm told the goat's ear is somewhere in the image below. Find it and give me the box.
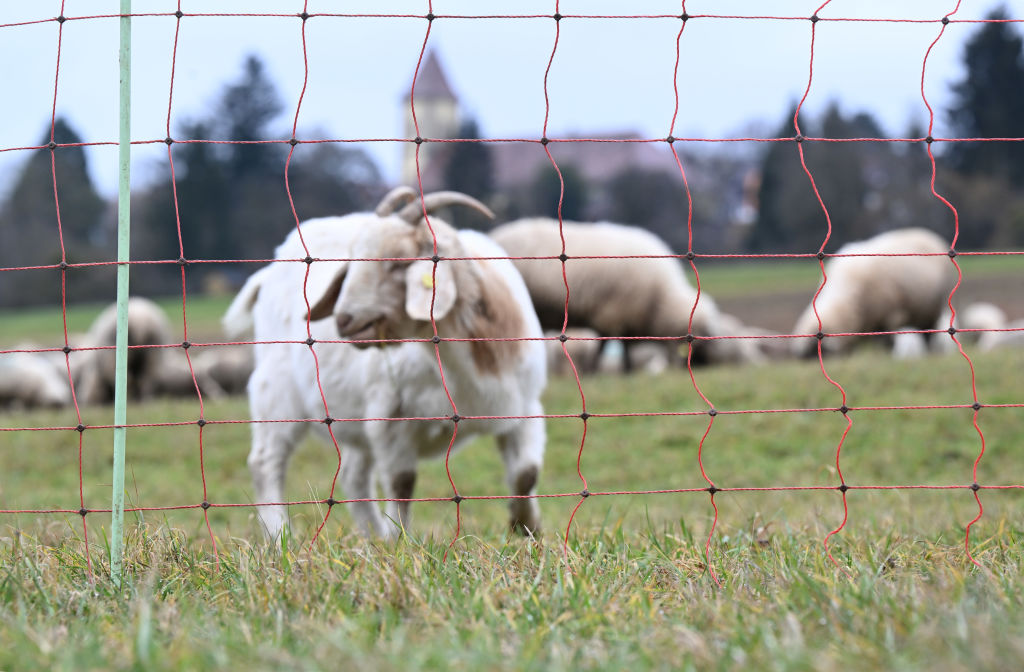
[405,259,456,321]
[305,263,348,321]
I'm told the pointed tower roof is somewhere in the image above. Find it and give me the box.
[406,50,457,101]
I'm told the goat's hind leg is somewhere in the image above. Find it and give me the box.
[496,411,545,536]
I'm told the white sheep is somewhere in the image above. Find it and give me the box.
[791,227,956,357]
[935,302,1009,353]
[224,188,547,540]
[75,296,174,404]
[0,349,72,410]
[979,319,1024,352]
[489,218,758,371]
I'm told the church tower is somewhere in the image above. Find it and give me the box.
[401,50,460,186]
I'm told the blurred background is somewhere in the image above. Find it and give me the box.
[1,0,1022,308]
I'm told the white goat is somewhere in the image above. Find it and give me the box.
[490,218,760,371]
[791,228,956,357]
[225,188,547,540]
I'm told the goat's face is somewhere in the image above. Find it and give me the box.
[307,218,462,347]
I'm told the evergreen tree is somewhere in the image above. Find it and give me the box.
[441,118,494,230]
[527,163,588,222]
[133,54,385,294]
[0,118,106,307]
[946,7,1024,184]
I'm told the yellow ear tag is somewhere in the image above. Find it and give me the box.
[421,273,434,289]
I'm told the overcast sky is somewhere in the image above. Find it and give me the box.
[1,0,1022,199]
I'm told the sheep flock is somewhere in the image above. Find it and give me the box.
[3,186,1021,541]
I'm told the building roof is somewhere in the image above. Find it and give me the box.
[405,50,457,101]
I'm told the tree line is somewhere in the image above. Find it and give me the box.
[1,10,1022,307]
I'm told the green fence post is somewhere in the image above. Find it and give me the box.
[110,0,131,588]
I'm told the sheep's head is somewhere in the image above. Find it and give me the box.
[306,190,494,346]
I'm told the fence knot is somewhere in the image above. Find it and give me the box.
[552,13,562,21]
[78,508,88,517]
[164,136,174,145]
[76,424,86,433]
[449,413,461,423]
[201,501,210,510]
[972,402,982,411]
[707,486,719,495]
[970,482,980,492]
[62,345,72,354]
[451,494,464,504]
[838,483,849,493]
[305,337,316,346]
[558,333,568,343]
[580,489,590,498]
[323,416,334,426]
[580,411,591,420]
[326,497,337,507]
[196,418,206,427]
[666,135,676,144]
[431,335,441,344]
[680,12,689,21]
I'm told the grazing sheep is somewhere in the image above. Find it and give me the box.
[191,344,254,396]
[791,228,956,357]
[979,319,1024,352]
[490,218,756,371]
[935,302,1009,353]
[0,350,71,410]
[75,297,174,404]
[224,188,547,540]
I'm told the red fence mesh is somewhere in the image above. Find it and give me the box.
[2,2,1023,583]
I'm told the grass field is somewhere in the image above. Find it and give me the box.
[2,260,1024,671]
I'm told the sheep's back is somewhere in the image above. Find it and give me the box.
[491,219,693,336]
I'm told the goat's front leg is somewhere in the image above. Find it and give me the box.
[248,422,304,541]
[340,446,391,538]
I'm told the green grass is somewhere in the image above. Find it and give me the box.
[2,338,1024,670]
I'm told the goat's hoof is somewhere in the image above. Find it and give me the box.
[509,518,541,538]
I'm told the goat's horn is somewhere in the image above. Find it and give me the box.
[375,186,419,216]
[397,191,495,224]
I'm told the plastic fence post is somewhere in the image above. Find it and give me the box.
[110,0,132,589]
